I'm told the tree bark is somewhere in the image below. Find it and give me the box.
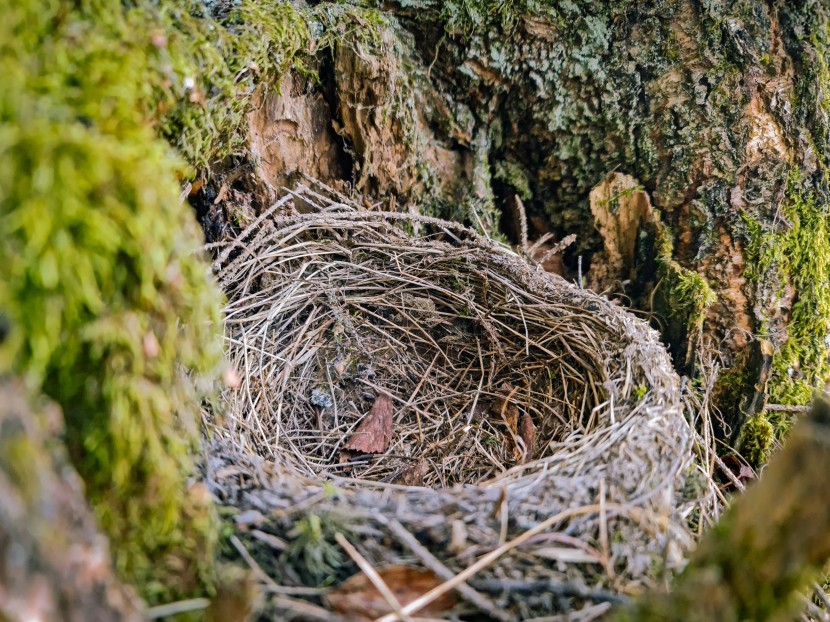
[0,378,145,622]
[221,1,830,453]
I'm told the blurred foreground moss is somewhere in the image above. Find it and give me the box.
[0,0,398,603]
[0,0,247,604]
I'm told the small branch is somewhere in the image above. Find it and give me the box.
[335,532,414,622]
[384,518,511,622]
[765,404,811,413]
[146,598,210,619]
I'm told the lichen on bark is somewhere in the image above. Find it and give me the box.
[365,0,830,454]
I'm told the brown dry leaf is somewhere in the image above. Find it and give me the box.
[518,413,537,462]
[393,458,428,486]
[324,566,456,620]
[342,395,393,457]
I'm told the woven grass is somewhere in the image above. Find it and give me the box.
[204,180,708,620]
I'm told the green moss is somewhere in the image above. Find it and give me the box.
[146,0,310,170]
[287,513,346,586]
[740,415,775,466]
[654,216,717,341]
[0,0,228,603]
[743,174,830,417]
[494,160,533,201]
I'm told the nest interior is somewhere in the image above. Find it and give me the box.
[205,180,702,620]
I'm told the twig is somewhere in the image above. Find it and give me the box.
[335,532,414,622]
[712,451,746,492]
[515,194,529,252]
[598,479,613,578]
[536,234,577,267]
[375,503,606,622]
[814,583,830,610]
[384,518,512,622]
[231,535,276,586]
[765,403,811,413]
[146,598,210,619]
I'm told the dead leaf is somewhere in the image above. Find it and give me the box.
[393,458,428,486]
[492,383,519,435]
[341,395,393,460]
[324,566,455,620]
[518,413,537,462]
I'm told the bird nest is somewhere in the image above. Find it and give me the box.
[204,181,700,621]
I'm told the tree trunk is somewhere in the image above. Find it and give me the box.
[204,0,830,458]
[0,378,145,622]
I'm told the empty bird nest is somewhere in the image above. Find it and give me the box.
[203,179,710,621]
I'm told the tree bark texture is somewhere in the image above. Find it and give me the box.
[213,1,830,452]
[0,377,145,622]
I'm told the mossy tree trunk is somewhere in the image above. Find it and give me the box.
[203,0,830,458]
[375,1,830,455]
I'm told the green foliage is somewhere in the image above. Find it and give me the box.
[0,0,228,603]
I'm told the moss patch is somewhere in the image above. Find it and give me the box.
[139,0,310,171]
[653,214,716,364]
[0,0,230,603]
[742,174,830,438]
